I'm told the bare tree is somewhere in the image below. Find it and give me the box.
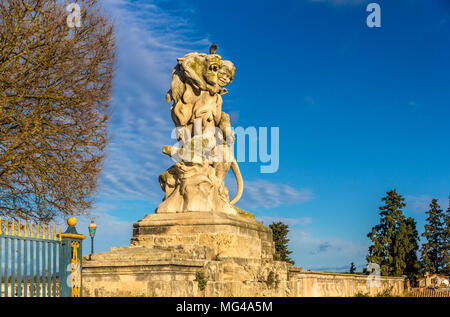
[0,0,115,222]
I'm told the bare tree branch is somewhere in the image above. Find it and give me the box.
[0,0,115,222]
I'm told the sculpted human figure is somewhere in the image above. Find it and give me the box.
[157,45,242,214]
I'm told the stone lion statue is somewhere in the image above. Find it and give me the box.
[156,47,242,214]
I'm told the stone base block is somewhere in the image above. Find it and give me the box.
[82,250,292,297]
[81,211,406,297]
[130,212,275,260]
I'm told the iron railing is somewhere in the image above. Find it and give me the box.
[0,218,85,297]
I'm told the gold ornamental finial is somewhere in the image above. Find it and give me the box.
[24,222,28,238]
[18,220,21,237]
[5,219,9,235]
[67,217,77,227]
[11,220,15,236]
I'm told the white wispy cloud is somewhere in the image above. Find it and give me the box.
[238,180,314,209]
[304,96,315,105]
[95,0,209,202]
[91,0,313,212]
[77,207,134,255]
[289,228,369,271]
[406,194,433,213]
[406,195,449,213]
[307,264,369,272]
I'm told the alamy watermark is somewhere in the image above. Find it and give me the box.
[66,3,82,28]
[366,3,381,28]
[167,120,279,174]
[366,262,381,288]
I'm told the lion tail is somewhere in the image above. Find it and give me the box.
[230,160,243,205]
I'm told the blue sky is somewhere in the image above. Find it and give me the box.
[74,0,450,272]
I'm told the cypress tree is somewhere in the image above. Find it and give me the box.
[441,198,450,275]
[420,198,446,274]
[269,222,295,265]
[349,262,357,274]
[391,217,420,279]
[403,217,421,284]
[367,189,407,276]
[392,220,409,276]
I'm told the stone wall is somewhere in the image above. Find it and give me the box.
[287,269,404,297]
[82,211,405,297]
[82,257,404,297]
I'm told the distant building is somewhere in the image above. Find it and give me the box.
[417,273,450,289]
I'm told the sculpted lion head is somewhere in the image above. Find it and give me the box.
[165,52,235,105]
[165,52,236,130]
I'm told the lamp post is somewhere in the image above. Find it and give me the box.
[88,220,96,260]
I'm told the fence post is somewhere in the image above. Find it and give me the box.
[58,218,86,297]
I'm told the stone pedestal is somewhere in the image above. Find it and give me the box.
[82,211,289,297]
[81,211,405,297]
[130,211,275,260]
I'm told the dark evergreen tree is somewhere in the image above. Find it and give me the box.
[349,262,356,274]
[441,198,450,275]
[420,199,446,274]
[391,218,420,280]
[367,189,407,276]
[269,222,295,264]
[392,219,409,276]
[403,217,421,284]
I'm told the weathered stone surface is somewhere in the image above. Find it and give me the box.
[158,48,242,215]
[82,211,405,297]
[287,270,404,297]
[83,253,404,297]
[130,211,275,260]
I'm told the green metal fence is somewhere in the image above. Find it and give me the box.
[0,218,85,297]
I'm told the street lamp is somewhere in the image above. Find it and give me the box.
[88,220,97,259]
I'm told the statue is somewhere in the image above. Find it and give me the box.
[156,45,243,215]
[82,45,301,299]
